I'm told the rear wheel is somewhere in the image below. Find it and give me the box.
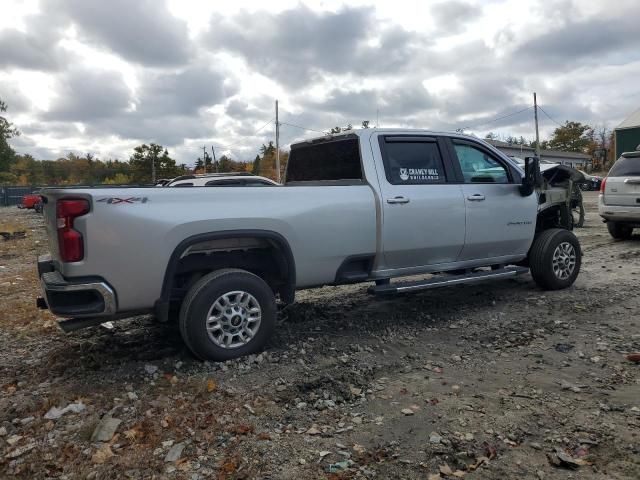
[607,222,633,240]
[179,268,276,361]
[528,229,581,290]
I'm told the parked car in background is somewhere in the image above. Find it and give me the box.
[577,171,602,191]
[599,150,640,239]
[165,173,278,187]
[19,189,43,211]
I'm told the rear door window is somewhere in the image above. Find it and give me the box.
[381,139,446,185]
[609,156,640,176]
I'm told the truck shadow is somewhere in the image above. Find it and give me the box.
[40,277,537,377]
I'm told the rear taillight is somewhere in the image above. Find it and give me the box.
[56,199,90,262]
[600,177,607,194]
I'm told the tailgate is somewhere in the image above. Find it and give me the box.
[604,176,640,206]
[40,189,92,264]
[41,191,61,262]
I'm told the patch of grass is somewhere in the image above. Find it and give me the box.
[0,219,28,233]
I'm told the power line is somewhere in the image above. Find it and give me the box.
[280,121,326,135]
[210,118,275,151]
[461,105,534,131]
[538,105,564,127]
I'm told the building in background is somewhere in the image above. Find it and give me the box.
[485,139,592,169]
[615,107,640,158]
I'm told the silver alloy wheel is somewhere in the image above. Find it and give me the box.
[205,290,262,349]
[552,242,576,280]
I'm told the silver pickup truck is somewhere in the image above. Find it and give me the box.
[37,129,583,361]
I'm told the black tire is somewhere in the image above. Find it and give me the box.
[179,268,276,361]
[607,222,633,240]
[528,228,581,290]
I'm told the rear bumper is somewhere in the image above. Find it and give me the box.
[37,255,116,318]
[598,197,640,224]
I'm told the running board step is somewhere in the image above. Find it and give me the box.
[369,266,529,295]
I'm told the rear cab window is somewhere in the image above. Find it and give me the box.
[285,136,363,184]
[379,136,447,185]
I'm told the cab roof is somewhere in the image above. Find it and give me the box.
[291,128,479,148]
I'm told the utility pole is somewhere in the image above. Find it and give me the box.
[151,154,156,184]
[202,145,207,173]
[533,92,541,157]
[275,100,281,183]
[210,146,217,173]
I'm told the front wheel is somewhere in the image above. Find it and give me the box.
[607,222,633,240]
[179,269,276,361]
[528,229,581,290]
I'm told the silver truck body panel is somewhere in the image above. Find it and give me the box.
[39,129,560,320]
[42,185,377,310]
[458,183,536,260]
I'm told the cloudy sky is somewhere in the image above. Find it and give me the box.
[1,0,639,165]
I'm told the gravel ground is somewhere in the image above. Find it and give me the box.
[0,191,639,479]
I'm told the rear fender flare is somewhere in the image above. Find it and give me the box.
[154,230,296,321]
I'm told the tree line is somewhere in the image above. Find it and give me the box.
[484,120,615,169]
[0,96,615,187]
[0,98,292,186]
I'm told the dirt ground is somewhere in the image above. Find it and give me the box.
[0,191,638,480]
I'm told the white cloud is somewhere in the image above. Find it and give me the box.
[0,0,638,165]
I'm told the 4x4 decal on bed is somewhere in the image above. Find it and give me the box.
[96,197,149,205]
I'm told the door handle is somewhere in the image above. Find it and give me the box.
[466,194,485,201]
[387,196,410,204]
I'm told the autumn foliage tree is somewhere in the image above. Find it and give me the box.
[254,141,288,181]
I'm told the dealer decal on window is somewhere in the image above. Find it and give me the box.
[399,168,440,181]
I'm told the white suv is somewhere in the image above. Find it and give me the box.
[166,173,278,187]
[599,150,640,239]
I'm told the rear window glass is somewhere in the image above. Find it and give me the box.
[286,138,362,183]
[173,182,194,187]
[205,179,244,186]
[245,181,272,186]
[609,156,640,177]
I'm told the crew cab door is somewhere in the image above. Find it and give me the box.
[446,138,536,261]
[373,135,466,269]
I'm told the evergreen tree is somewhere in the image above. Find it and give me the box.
[0,99,20,173]
[252,154,261,175]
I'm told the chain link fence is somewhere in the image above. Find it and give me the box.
[0,186,37,207]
